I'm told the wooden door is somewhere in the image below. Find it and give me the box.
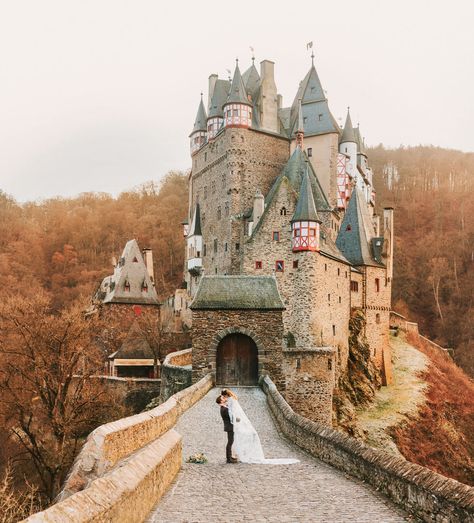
[216,334,258,385]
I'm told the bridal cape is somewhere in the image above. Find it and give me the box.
[227,398,299,465]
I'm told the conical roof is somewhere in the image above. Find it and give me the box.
[188,203,202,236]
[291,164,320,223]
[225,61,251,106]
[208,79,230,118]
[340,108,356,144]
[242,61,260,101]
[335,188,382,267]
[190,95,207,135]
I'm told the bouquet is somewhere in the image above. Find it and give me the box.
[186,452,208,464]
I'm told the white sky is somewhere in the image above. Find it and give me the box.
[1,0,473,202]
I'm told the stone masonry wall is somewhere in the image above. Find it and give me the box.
[160,349,193,402]
[282,347,335,425]
[191,309,285,390]
[243,178,350,379]
[262,376,474,523]
[188,127,289,288]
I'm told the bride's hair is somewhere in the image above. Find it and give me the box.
[221,388,238,400]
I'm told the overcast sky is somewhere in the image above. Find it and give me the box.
[1,0,473,202]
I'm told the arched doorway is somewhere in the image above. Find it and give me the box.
[216,333,258,385]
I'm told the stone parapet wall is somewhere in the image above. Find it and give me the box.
[47,373,213,513]
[24,430,182,523]
[160,349,193,402]
[261,375,474,523]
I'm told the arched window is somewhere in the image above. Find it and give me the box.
[376,313,380,324]
[280,207,287,216]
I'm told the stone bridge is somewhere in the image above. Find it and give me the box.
[25,373,474,523]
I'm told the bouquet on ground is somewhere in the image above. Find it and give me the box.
[186,452,208,464]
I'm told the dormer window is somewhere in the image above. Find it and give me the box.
[124,280,131,292]
[142,281,148,293]
[132,256,138,263]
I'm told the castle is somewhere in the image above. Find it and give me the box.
[179,54,394,425]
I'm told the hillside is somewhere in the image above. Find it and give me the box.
[351,330,474,486]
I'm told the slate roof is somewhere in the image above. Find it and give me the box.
[98,239,159,305]
[340,109,356,144]
[190,96,207,136]
[190,276,285,310]
[335,188,384,267]
[291,164,320,223]
[113,322,155,360]
[188,203,202,236]
[226,62,252,106]
[242,62,261,101]
[208,79,230,118]
[354,125,366,155]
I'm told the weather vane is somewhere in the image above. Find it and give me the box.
[250,46,255,63]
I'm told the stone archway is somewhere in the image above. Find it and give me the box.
[216,333,258,385]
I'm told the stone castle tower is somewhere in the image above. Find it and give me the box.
[181,55,394,425]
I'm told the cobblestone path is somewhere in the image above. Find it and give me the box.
[148,387,410,522]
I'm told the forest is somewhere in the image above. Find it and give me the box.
[0,145,473,516]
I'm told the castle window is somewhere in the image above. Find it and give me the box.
[203,244,206,256]
[307,147,312,157]
[273,231,280,242]
[332,325,336,336]
[318,114,323,121]
[309,228,316,236]
[337,268,340,276]
[224,243,228,252]
[124,280,131,292]
[350,281,359,292]
[142,281,148,293]
[132,256,138,263]
[275,260,284,272]
[328,359,332,371]
[204,152,207,161]
[213,239,218,253]
[235,243,240,251]
[339,296,341,303]
[226,109,231,117]
[293,260,298,269]
[376,313,381,324]
[303,117,307,124]
[293,228,300,237]
[345,271,348,278]
[328,294,331,301]
[255,261,262,269]
[280,207,287,216]
[325,263,327,271]
[375,278,380,292]
[346,224,352,231]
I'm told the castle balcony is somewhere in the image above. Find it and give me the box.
[187,257,202,274]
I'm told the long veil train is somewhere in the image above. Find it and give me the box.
[228,398,299,465]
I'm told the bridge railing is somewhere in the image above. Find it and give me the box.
[24,374,213,523]
[262,375,474,523]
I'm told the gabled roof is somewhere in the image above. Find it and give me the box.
[291,164,320,223]
[208,79,230,118]
[242,62,260,101]
[225,62,252,106]
[336,188,383,267]
[113,322,155,360]
[190,96,207,136]
[190,275,285,310]
[340,109,356,144]
[99,240,159,305]
[188,203,202,236]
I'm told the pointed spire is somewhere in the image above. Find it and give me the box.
[225,60,251,106]
[291,163,320,223]
[191,94,208,134]
[340,107,356,144]
[189,203,202,236]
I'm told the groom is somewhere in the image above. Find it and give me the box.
[216,395,237,463]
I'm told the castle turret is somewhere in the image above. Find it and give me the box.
[339,108,357,180]
[207,77,229,140]
[189,94,207,155]
[223,60,252,129]
[187,204,203,275]
[291,164,321,252]
[295,99,304,149]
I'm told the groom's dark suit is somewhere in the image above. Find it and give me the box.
[220,405,234,462]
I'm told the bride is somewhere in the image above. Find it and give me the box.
[221,389,299,465]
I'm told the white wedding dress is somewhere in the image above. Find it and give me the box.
[227,398,299,465]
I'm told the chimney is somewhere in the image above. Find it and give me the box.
[142,248,155,285]
[277,94,283,109]
[208,74,218,109]
[259,60,278,133]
